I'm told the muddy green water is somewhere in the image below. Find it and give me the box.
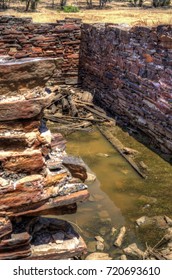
[50,125,172,259]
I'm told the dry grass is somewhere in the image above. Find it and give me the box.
[0,1,172,26]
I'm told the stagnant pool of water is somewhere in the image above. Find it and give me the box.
[49,125,172,259]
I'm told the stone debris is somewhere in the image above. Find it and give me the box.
[136,215,169,229]
[164,228,172,241]
[110,227,117,236]
[136,216,147,226]
[114,226,126,247]
[164,216,172,227]
[135,215,172,260]
[85,252,112,260]
[120,254,127,260]
[123,243,145,259]
[95,236,105,251]
[44,87,114,132]
[96,241,104,251]
[62,156,87,182]
[95,235,104,243]
[85,172,96,183]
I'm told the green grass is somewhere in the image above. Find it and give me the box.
[63,5,80,13]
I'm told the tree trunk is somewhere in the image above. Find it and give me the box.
[25,0,31,11]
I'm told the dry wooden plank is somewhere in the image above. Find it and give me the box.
[85,105,113,121]
[45,113,104,123]
[44,114,72,124]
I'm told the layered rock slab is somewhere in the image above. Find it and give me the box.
[0,217,87,260]
[0,57,60,96]
[0,91,55,121]
[0,58,89,259]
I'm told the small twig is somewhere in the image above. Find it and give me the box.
[67,220,83,233]
[152,235,166,250]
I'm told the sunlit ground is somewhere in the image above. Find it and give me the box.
[0,1,171,26]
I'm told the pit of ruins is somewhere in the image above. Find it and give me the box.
[0,16,171,260]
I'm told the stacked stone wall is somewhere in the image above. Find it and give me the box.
[0,16,172,156]
[79,23,172,155]
[0,16,81,85]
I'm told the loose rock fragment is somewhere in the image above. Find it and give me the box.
[95,236,104,243]
[123,243,145,259]
[85,252,112,260]
[114,226,126,247]
[120,254,127,260]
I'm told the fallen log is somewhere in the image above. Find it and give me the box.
[75,100,106,114]
[97,126,147,179]
[44,114,72,124]
[85,105,113,122]
[45,113,104,123]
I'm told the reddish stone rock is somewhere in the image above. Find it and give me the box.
[67,53,79,59]
[0,92,55,121]
[0,120,41,133]
[31,47,42,54]
[0,217,12,239]
[0,57,59,96]
[0,150,45,173]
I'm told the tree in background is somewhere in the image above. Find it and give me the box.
[60,0,68,8]
[86,0,93,8]
[129,0,171,6]
[129,0,143,6]
[20,0,40,11]
[0,0,10,9]
[99,0,109,8]
[152,0,171,6]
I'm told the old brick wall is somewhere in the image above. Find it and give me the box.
[0,16,81,85]
[79,23,172,156]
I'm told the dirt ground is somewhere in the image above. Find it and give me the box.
[0,0,171,26]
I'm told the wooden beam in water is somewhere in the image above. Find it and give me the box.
[97,125,147,179]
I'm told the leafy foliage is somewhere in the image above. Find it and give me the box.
[63,5,80,12]
[152,0,171,6]
[129,0,171,6]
